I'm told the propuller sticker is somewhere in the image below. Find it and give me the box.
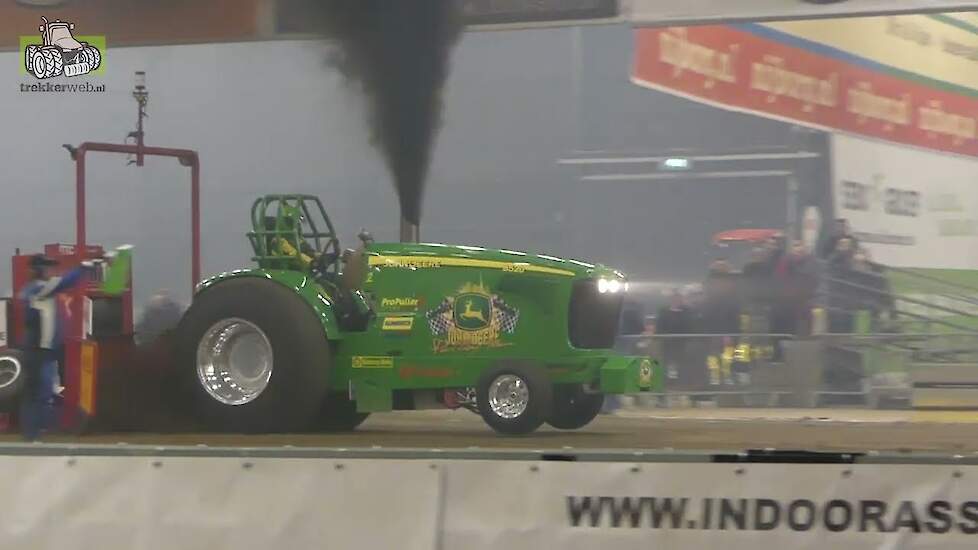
[380,297,421,311]
[425,280,519,353]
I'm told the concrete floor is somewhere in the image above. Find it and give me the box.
[5,408,978,454]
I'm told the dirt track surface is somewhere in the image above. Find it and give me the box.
[4,408,978,454]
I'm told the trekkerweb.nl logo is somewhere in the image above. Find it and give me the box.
[19,16,105,93]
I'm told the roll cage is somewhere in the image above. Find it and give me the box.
[248,194,340,271]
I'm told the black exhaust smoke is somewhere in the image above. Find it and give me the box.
[312,1,463,241]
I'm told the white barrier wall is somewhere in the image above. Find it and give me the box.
[2,454,978,549]
[0,456,440,550]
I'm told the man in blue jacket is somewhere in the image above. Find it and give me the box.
[18,254,93,441]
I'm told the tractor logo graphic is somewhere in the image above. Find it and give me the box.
[426,280,520,353]
[24,17,102,79]
[455,294,491,331]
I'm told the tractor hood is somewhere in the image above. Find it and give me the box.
[364,242,626,281]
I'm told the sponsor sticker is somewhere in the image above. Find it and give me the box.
[352,356,395,369]
[382,316,415,332]
[381,297,421,311]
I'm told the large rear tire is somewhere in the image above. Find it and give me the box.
[24,45,38,73]
[546,384,604,430]
[178,278,330,433]
[476,361,552,435]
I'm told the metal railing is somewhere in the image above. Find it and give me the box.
[616,330,978,409]
[619,257,978,409]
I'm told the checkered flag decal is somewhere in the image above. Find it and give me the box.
[426,299,453,336]
[492,297,520,334]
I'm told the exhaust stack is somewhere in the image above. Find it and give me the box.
[400,217,420,243]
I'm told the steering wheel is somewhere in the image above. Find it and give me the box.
[311,236,342,278]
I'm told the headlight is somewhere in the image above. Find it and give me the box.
[597,278,626,293]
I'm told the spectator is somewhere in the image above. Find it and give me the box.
[135,289,184,345]
[827,238,857,333]
[762,234,785,302]
[742,246,769,279]
[703,270,740,333]
[848,250,894,328]
[655,290,693,381]
[740,246,770,305]
[17,255,94,441]
[683,283,706,325]
[702,269,741,385]
[772,240,817,337]
[828,237,855,269]
[861,249,895,325]
[819,218,858,259]
[679,284,710,389]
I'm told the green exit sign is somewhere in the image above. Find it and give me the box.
[457,0,618,25]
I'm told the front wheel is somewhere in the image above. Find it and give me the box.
[32,48,63,79]
[83,46,101,70]
[546,384,604,430]
[476,361,553,435]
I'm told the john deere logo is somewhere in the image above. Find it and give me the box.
[21,17,104,79]
[454,293,491,331]
[639,359,653,386]
[426,280,520,353]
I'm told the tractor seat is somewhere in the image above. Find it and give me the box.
[340,246,367,291]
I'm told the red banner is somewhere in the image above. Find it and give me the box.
[632,26,978,157]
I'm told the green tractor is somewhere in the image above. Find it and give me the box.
[177,195,660,435]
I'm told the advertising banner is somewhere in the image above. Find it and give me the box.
[626,1,978,26]
[631,17,978,158]
[442,460,978,550]
[764,15,978,94]
[831,133,978,271]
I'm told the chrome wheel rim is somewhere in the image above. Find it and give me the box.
[487,374,530,419]
[0,356,21,390]
[196,318,273,406]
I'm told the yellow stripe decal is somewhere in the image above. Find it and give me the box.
[368,255,575,277]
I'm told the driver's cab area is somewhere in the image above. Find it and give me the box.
[247,194,372,330]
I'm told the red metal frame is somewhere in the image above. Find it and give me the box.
[71,142,201,287]
[0,83,205,432]
[57,140,200,431]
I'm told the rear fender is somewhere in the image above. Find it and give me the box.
[194,269,343,340]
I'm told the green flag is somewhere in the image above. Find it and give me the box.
[101,245,132,296]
